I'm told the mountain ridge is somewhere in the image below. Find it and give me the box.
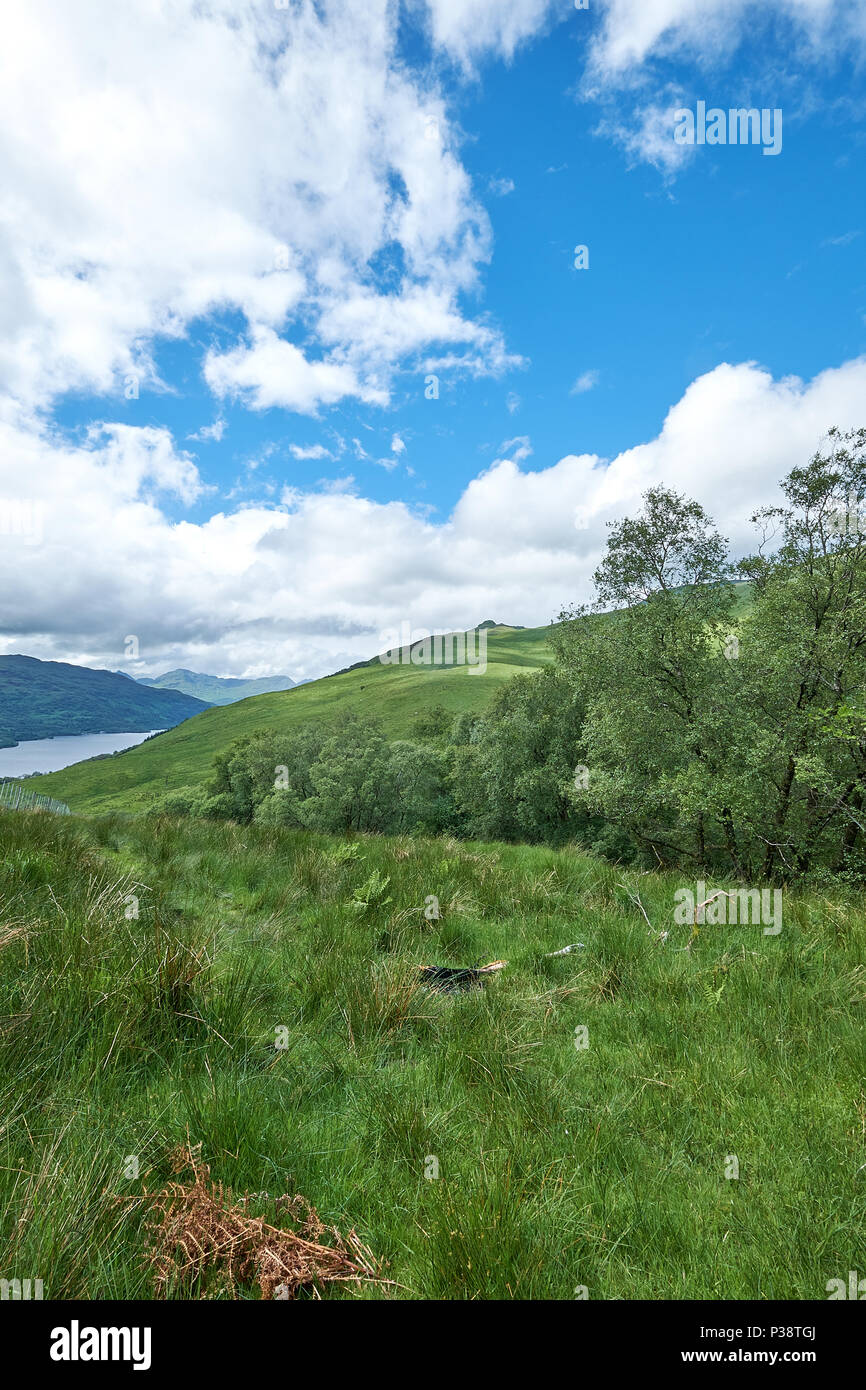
[0,654,210,748]
[136,668,295,705]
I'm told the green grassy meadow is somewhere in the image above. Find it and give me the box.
[1,805,863,1300]
[33,624,553,814]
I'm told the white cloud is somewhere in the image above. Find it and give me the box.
[289,443,333,461]
[84,424,206,508]
[586,0,865,83]
[570,369,600,395]
[1,358,864,679]
[420,1,866,173]
[11,0,831,426]
[422,1,866,85]
[422,0,567,68]
[567,357,866,553]
[188,419,226,444]
[595,95,696,175]
[0,0,515,414]
[391,434,407,456]
[488,177,516,196]
[583,1,866,166]
[204,328,386,415]
[316,476,357,494]
[499,435,534,463]
[316,284,520,383]
[822,229,862,247]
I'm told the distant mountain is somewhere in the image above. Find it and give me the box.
[0,655,210,748]
[136,668,295,706]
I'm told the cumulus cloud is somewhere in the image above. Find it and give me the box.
[0,0,514,414]
[422,0,568,68]
[586,0,866,83]
[10,0,839,424]
[316,285,521,382]
[566,357,866,554]
[4,358,863,680]
[204,329,386,415]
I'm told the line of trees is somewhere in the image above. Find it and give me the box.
[154,431,866,882]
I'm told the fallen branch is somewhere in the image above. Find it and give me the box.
[618,881,654,932]
[693,889,739,922]
[418,960,507,993]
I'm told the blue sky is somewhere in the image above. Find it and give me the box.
[1,1,865,679]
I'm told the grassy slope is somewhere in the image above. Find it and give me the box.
[34,625,553,813]
[0,808,862,1299]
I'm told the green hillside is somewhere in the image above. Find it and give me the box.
[31,585,755,816]
[0,654,210,749]
[34,624,554,813]
[137,668,295,705]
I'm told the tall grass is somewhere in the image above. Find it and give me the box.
[0,808,864,1298]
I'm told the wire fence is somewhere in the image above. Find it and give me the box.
[0,780,71,816]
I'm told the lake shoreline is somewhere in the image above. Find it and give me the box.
[0,730,166,777]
